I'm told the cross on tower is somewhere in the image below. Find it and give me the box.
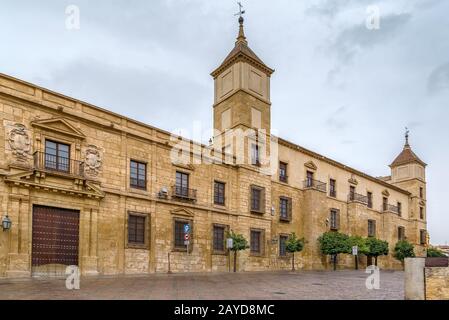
[234,2,245,18]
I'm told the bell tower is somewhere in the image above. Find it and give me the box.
[390,129,427,251]
[211,16,274,139]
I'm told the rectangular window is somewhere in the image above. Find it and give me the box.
[279,197,291,221]
[214,181,226,205]
[250,186,265,213]
[250,229,264,255]
[398,226,405,241]
[45,140,70,172]
[330,209,340,230]
[174,220,191,249]
[420,187,424,199]
[383,197,388,211]
[367,192,373,209]
[175,171,189,197]
[349,186,356,201]
[279,162,288,183]
[306,171,314,188]
[420,207,424,219]
[420,230,426,245]
[279,235,288,257]
[251,143,260,166]
[213,225,226,253]
[368,219,376,237]
[397,202,402,216]
[329,179,336,197]
[130,160,147,190]
[128,214,146,245]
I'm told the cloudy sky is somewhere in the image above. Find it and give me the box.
[1,0,448,244]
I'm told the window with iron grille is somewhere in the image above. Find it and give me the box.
[128,214,146,245]
[398,226,405,241]
[420,207,424,219]
[250,186,265,213]
[279,235,288,257]
[250,229,264,255]
[330,209,339,230]
[213,225,226,253]
[45,140,70,172]
[397,202,402,216]
[214,181,225,205]
[367,192,373,208]
[279,162,288,182]
[420,230,426,245]
[174,220,191,249]
[279,197,291,221]
[130,160,146,190]
[368,219,376,237]
[329,179,336,197]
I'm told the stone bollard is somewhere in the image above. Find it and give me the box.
[404,257,425,300]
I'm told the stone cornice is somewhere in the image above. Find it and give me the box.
[277,137,411,196]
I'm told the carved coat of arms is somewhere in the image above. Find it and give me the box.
[8,123,31,161]
[84,145,102,176]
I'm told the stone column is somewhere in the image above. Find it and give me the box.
[404,257,425,300]
[6,193,31,277]
[81,206,99,276]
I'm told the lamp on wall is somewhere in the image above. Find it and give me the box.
[2,215,12,231]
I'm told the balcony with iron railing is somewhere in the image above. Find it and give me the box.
[348,192,369,205]
[33,151,85,178]
[172,185,197,201]
[383,203,400,214]
[303,179,327,193]
[279,174,288,183]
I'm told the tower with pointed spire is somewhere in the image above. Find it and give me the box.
[389,129,427,245]
[211,15,274,140]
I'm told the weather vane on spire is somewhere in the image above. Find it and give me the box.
[405,127,410,146]
[234,2,245,19]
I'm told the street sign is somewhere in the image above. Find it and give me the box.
[184,233,190,241]
[184,224,190,233]
[352,246,358,256]
[226,238,233,249]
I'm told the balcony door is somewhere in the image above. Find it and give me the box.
[45,140,70,172]
[306,171,314,187]
[175,171,189,197]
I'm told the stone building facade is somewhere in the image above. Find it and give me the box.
[0,18,427,278]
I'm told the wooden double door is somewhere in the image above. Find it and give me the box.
[31,205,80,275]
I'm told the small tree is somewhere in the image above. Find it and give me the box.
[318,232,351,271]
[227,230,249,272]
[366,237,389,266]
[285,233,305,271]
[393,240,415,263]
[427,247,446,257]
[348,236,369,269]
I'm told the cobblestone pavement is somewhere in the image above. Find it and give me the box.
[0,270,404,300]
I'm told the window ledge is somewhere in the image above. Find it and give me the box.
[126,243,149,250]
[212,251,228,256]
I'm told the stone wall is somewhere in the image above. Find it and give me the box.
[425,267,449,300]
